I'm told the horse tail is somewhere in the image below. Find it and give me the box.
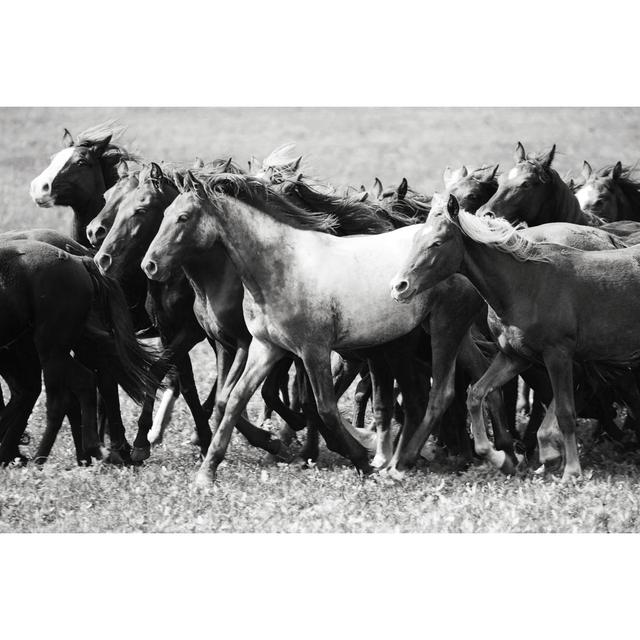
[82,258,159,405]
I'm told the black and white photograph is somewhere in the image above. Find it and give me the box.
[2,2,639,638]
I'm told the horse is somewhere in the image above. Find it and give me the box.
[0,240,156,465]
[94,162,288,462]
[476,143,603,227]
[443,164,500,213]
[574,160,640,223]
[141,172,518,487]
[391,193,640,481]
[30,122,140,249]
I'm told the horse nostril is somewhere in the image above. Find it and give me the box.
[95,225,106,240]
[395,280,409,293]
[42,183,50,192]
[143,260,158,277]
[96,252,112,273]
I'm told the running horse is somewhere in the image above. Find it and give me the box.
[141,172,518,487]
[391,194,640,481]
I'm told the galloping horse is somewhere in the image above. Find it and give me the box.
[141,172,517,486]
[391,194,640,481]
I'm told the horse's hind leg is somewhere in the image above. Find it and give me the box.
[301,347,372,474]
[261,356,306,432]
[196,339,286,487]
[0,346,41,465]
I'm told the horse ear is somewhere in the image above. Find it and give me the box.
[193,157,204,169]
[582,160,593,181]
[174,171,185,192]
[62,128,75,147]
[149,162,164,181]
[490,164,500,180]
[443,166,453,188]
[116,159,128,179]
[460,165,468,178]
[373,177,383,200]
[447,194,460,219]
[514,142,526,164]
[222,157,233,173]
[92,135,112,156]
[567,177,575,190]
[356,191,368,202]
[397,178,408,200]
[291,156,302,172]
[186,170,206,198]
[612,161,623,180]
[541,144,556,168]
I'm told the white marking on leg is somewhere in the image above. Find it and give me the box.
[148,388,177,444]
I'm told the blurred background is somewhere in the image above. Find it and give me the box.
[2,107,639,233]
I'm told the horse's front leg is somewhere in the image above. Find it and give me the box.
[196,339,286,487]
[466,351,530,474]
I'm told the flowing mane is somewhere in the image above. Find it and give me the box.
[279,176,395,235]
[381,190,432,226]
[75,121,142,188]
[434,194,551,263]
[184,171,341,233]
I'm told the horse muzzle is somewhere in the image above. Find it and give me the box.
[390,277,416,303]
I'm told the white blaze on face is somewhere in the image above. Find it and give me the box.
[508,167,520,180]
[30,147,75,205]
[576,183,598,210]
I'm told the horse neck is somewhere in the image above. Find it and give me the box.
[72,193,105,248]
[549,174,594,226]
[211,196,298,302]
[182,242,243,306]
[459,235,533,317]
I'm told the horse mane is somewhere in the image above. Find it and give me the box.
[434,194,551,263]
[282,177,395,235]
[76,120,142,164]
[382,190,432,226]
[188,171,340,234]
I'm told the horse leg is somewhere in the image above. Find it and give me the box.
[94,368,132,465]
[149,372,180,445]
[174,354,212,456]
[457,333,518,465]
[388,334,459,472]
[261,356,306,431]
[368,355,395,469]
[466,351,530,474]
[301,347,372,473]
[0,346,41,465]
[536,399,564,470]
[353,372,372,431]
[502,377,519,440]
[196,339,286,487]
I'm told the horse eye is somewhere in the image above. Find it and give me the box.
[520,181,530,189]
[177,213,189,223]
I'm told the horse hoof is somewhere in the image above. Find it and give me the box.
[499,452,520,476]
[261,452,279,466]
[194,471,216,489]
[381,466,405,482]
[19,431,31,446]
[84,445,108,461]
[131,446,151,463]
[8,454,29,468]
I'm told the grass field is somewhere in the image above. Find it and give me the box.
[1,107,640,532]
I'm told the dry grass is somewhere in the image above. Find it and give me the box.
[1,107,640,532]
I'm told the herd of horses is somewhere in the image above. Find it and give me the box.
[3,121,640,488]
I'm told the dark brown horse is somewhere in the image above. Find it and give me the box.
[0,240,156,465]
[391,194,640,481]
